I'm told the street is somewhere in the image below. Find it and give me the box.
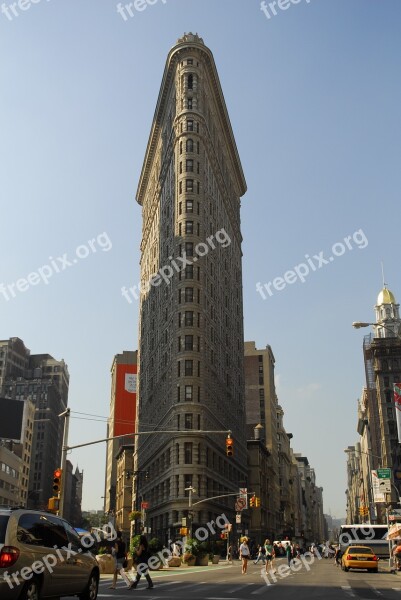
[63,558,401,600]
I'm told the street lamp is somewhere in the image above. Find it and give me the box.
[185,486,197,539]
[352,322,401,341]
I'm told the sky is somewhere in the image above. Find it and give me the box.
[1,0,400,518]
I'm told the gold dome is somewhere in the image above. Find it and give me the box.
[377,287,397,305]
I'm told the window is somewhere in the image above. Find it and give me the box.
[185,265,193,279]
[185,360,193,376]
[185,385,193,401]
[185,311,194,326]
[184,442,193,464]
[184,475,193,495]
[185,221,194,234]
[186,139,194,152]
[187,59,193,65]
[188,74,193,89]
[17,514,68,548]
[177,361,181,377]
[180,141,182,155]
[176,444,180,464]
[197,181,200,194]
[186,200,193,213]
[179,162,183,174]
[187,120,194,131]
[187,98,193,109]
[179,181,182,194]
[185,335,193,350]
[185,413,193,429]
[186,159,194,172]
[177,386,181,402]
[186,179,194,192]
[185,242,193,257]
[185,287,194,302]
[179,202,182,215]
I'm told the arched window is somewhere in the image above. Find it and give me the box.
[186,139,194,152]
[180,141,182,155]
[188,74,193,90]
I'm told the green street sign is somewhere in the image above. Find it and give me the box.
[377,468,391,479]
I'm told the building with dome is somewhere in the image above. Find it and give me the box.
[346,285,401,524]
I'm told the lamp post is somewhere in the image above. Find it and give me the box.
[185,486,197,540]
[352,322,401,341]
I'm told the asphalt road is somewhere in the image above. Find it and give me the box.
[63,557,401,600]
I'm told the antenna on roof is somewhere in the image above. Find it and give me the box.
[381,262,387,288]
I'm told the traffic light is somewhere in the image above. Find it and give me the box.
[52,468,63,496]
[179,527,188,535]
[47,497,60,512]
[250,495,256,508]
[255,497,260,507]
[226,436,234,457]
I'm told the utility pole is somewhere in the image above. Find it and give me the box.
[185,486,196,539]
[58,408,70,518]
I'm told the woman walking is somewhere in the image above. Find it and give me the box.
[109,531,127,590]
[264,539,276,574]
[130,535,154,590]
[239,536,250,574]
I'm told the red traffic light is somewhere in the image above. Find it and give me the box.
[53,468,63,495]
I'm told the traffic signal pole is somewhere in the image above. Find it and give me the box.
[58,408,70,518]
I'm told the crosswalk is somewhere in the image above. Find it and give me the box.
[96,573,401,599]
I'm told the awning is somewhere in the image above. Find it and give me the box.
[387,523,401,540]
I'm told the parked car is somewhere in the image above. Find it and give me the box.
[0,507,100,600]
[341,545,378,573]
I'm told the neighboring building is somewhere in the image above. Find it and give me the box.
[105,351,137,515]
[0,337,69,509]
[134,33,248,542]
[247,424,269,542]
[0,396,34,506]
[115,444,134,536]
[244,342,280,534]
[0,443,21,507]
[63,461,84,527]
[346,285,401,524]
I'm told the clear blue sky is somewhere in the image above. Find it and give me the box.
[1,0,400,518]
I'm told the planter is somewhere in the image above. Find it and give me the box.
[167,557,181,567]
[96,554,115,574]
[183,555,196,567]
[196,555,209,566]
[211,555,220,564]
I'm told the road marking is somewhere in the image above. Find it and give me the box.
[252,585,274,594]
[341,586,356,598]
[370,587,383,596]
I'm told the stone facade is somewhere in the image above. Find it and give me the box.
[134,33,248,541]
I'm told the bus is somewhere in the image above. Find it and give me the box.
[339,524,389,558]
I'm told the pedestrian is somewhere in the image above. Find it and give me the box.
[239,536,250,574]
[254,544,266,564]
[334,546,342,567]
[172,541,181,557]
[285,541,292,567]
[129,535,154,590]
[264,539,276,574]
[109,531,127,590]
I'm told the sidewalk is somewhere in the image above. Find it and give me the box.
[99,561,234,580]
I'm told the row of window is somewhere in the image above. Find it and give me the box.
[179,139,200,154]
[177,335,200,352]
[179,160,200,174]
[178,287,201,304]
[177,385,200,402]
[178,179,200,194]
[177,360,200,377]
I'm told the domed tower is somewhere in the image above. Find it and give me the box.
[373,286,401,339]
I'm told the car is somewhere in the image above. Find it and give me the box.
[341,545,379,573]
[0,507,100,600]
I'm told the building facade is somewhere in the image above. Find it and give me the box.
[105,351,137,515]
[0,338,69,509]
[134,33,248,541]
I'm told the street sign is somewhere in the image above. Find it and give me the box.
[235,497,246,511]
[141,501,149,509]
[379,480,391,493]
[372,470,386,503]
[239,488,248,510]
[236,514,241,524]
[377,468,392,479]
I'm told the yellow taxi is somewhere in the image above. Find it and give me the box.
[341,545,378,572]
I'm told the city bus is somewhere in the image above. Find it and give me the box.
[339,524,389,558]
